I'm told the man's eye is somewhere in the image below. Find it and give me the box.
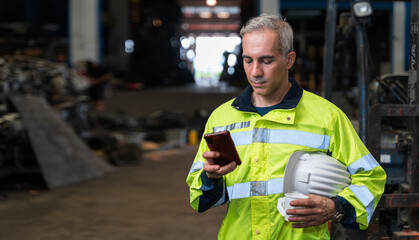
[244,59,252,64]
[263,60,273,64]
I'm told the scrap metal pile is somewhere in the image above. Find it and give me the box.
[0,56,143,189]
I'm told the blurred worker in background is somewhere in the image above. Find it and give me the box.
[186,14,386,239]
[85,61,113,112]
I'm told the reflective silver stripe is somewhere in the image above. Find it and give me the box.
[227,178,284,200]
[267,178,284,195]
[213,121,251,133]
[231,129,330,149]
[251,181,267,196]
[227,182,250,199]
[189,161,204,173]
[253,128,269,143]
[349,185,375,223]
[348,154,379,175]
[231,131,253,146]
[269,129,330,149]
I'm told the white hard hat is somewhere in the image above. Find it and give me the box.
[283,151,351,197]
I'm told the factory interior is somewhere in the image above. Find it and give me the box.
[0,0,418,239]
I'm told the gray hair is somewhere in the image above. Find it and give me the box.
[240,14,294,57]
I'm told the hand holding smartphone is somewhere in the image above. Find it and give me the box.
[204,131,242,167]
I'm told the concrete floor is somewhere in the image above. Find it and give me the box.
[0,146,227,240]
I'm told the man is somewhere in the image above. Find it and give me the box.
[186,14,386,239]
[85,61,113,112]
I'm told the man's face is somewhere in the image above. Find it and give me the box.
[242,29,295,100]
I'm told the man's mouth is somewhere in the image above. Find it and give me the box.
[251,80,266,87]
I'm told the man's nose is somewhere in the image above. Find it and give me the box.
[251,63,262,77]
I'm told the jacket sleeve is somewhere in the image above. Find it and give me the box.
[329,108,386,230]
[186,121,228,213]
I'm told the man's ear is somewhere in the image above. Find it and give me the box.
[286,52,296,69]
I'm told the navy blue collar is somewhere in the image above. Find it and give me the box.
[231,78,303,113]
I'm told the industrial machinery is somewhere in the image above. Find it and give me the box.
[366,1,419,238]
[323,0,419,239]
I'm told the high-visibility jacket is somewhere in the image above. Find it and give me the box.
[186,79,386,240]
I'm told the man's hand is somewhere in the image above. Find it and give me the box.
[203,151,237,179]
[286,195,336,228]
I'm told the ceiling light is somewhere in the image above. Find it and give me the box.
[206,0,217,7]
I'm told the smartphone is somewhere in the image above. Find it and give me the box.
[204,131,242,166]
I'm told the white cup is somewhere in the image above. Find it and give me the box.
[277,192,308,221]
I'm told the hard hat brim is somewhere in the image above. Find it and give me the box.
[283,151,307,194]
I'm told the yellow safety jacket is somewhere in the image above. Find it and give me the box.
[186,79,386,240]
